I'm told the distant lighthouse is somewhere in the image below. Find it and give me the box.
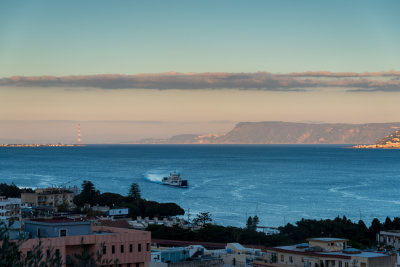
[77,123,82,146]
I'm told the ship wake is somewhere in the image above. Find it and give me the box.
[143,170,165,184]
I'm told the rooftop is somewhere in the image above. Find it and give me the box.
[152,239,226,250]
[98,219,130,229]
[22,188,73,195]
[229,243,246,250]
[27,217,90,224]
[269,245,389,259]
[307,237,348,242]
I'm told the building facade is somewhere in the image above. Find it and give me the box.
[21,188,74,209]
[253,237,397,267]
[378,231,400,250]
[0,196,21,220]
[21,218,151,267]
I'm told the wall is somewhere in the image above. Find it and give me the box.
[21,193,37,206]
[365,254,397,267]
[24,221,91,238]
[19,226,151,267]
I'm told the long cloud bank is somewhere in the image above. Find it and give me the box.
[1,71,400,92]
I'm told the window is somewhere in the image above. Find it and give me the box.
[103,245,106,255]
[289,256,293,263]
[112,245,115,254]
[129,244,133,253]
[280,254,284,262]
[60,229,67,237]
[138,243,142,252]
[121,245,124,253]
[146,243,150,252]
[46,249,50,258]
[339,261,342,267]
[37,228,41,238]
[56,249,60,257]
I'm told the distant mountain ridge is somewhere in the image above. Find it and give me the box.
[134,121,400,144]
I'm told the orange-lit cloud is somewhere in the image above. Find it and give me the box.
[1,71,400,91]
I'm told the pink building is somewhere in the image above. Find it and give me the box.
[20,219,151,267]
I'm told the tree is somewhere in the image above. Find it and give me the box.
[0,220,63,267]
[246,216,253,229]
[95,192,125,207]
[73,181,100,207]
[193,212,213,227]
[23,240,63,267]
[384,217,393,230]
[69,241,111,267]
[369,218,381,238]
[128,183,141,201]
[253,216,259,228]
[0,183,21,198]
[246,216,259,231]
[0,220,21,267]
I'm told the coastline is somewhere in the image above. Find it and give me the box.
[0,144,80,147]
[352,144,400,149]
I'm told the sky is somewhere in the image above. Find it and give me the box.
[1,0,400,143]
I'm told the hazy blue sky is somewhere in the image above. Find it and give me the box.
[1,0,400,76]
[1,1,400,143]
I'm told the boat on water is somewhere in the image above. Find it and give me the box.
[162,171,189,188]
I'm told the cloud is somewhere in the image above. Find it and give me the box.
[1,71,400,92]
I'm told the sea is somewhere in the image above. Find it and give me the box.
[0,145,399,227]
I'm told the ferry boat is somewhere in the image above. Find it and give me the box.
[162,171,189,188]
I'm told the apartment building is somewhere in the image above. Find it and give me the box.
[378,231,400,250]
[0,196,21,220]
[21,188,74,209]
[21,217,151,267]
[253,237,397,267]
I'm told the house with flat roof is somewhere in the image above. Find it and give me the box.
[20,217,151,267]
[21,188,74,210]
[0,220,25,240]
[24,217,92,238]
[252,237,397,267]
[150,244,223,267]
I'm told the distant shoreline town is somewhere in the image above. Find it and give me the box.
[352,129,400,149]
[0,144,79,147]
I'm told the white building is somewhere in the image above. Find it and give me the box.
[0,197,21,220]
[378,231,400,250]
[253,237,397,267]
[204,242,264,266]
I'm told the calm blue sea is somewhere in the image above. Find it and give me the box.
[0,145,399,227]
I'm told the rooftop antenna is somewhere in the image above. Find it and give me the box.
[77,123,82,146]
